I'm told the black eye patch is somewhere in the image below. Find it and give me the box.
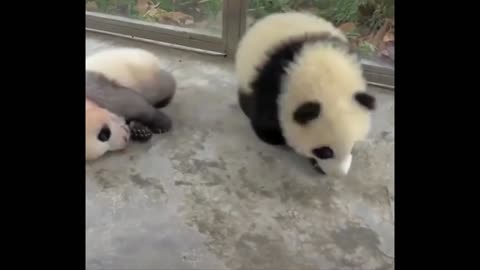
[97,125,111,142]
[293,101,321,125]
[354,92,376,110]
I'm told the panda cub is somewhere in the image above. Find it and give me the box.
[235,12,376,177]
[86,47,176,141]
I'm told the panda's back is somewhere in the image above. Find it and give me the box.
[86,48,174,105]
[235,12,347,94]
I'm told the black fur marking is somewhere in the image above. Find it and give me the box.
[239,90,286,144]
[247,32,352,146]
[148,111,172,134]
[293,101,321,125]
[252,122,286,145]
[354,92,376,110]
[309,158,326,174]
[153,95,173,109]
[98,125,111,142]
[238,90,254,118]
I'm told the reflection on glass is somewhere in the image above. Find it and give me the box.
[247,0,394,67]
[86,0,224,36]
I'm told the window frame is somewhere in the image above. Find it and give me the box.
[85,0,393,89]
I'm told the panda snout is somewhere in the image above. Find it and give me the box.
[312,146,334,159]
[310,153,353,177]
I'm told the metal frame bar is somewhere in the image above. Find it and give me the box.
[223,0,248,57]
[363,66,394,89]
[85,0,394,89]
[86,10,226,54]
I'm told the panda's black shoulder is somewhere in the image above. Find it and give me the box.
[250,32,352,95]
[248,33,344,122]
[250,35,309,96]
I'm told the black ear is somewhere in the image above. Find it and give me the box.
[354,92,376,110]
[293,101,321,125]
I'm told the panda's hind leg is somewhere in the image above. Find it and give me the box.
[153,95,173,108]
[150,69,176,109]
[249,99,286,145]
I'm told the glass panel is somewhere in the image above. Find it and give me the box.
[247,0,394,70]
[86,0,224,37]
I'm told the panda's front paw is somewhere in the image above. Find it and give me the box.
[149,111,172,134]
[128,121,153,142]
[309,158,326,174]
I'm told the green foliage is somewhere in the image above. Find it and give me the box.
[331,0,360,24]
[365,1,394,30]
[205,0,222,19]
[87,0,394,34]
[154,0,175,12]
[358,41,376,56]
[91,0,110,12]
[248,0,293,19]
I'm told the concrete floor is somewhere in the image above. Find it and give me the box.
[86,32,395,270]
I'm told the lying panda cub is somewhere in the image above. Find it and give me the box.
[235,12,376,177]
[86,47,176,142]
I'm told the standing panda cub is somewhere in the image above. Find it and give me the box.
[235,12,376,177]
[86,47,176,140]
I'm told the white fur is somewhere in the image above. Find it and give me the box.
[235,12,347,94]
[235,12,372,177]
[86,47,173,102]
